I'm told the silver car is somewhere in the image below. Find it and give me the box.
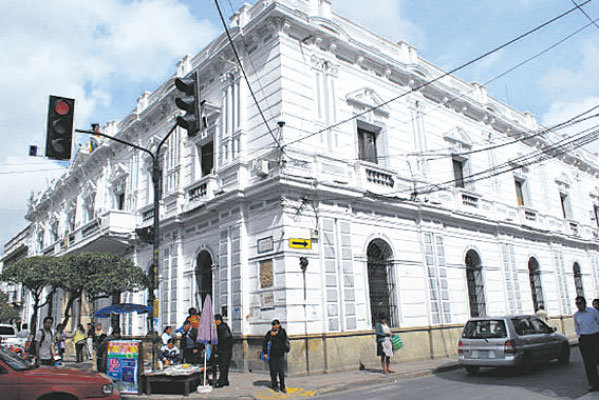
[458,315,570,374]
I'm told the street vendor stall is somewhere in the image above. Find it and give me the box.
[143,365,205,396]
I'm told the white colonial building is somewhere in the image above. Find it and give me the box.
[6,0,599,372]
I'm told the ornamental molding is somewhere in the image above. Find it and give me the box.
[345,87,390,116]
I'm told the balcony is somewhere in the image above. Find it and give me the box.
[356,162,401,194]
[60,210,136,254]
[184,175,218,209]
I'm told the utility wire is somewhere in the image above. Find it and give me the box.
[213,0,286,156]
[284,0,593,147]
[571,0,599,30]
[413,123,599,196]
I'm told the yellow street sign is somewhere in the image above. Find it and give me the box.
[289,238,311,249]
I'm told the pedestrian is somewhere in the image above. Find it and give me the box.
[86,323,95,360]
[186,307,201,330]
[160,338,182,367]
[180,320,201,364]
[535,304,548,323]
[54,323,67,360]
[214,314,233,388]
[34,316,55,366]
[97,327,121,373]
[262,319,290,393]
[375,316,393,374]
[593,298,599,311]
[73,324,87,363]
[574,296,599,392]
[161,326,172,346]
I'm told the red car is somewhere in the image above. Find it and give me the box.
[0,347,119,400]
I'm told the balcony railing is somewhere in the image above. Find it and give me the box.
[185,175,217,204]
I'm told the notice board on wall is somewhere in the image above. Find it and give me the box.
[106,340,143,394]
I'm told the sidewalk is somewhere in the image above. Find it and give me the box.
[119,357,460,400]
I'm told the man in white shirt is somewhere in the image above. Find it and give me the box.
[574,296,599,392]
[34,316,55,366]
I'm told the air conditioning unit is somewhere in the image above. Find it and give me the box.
[253,160,269,177]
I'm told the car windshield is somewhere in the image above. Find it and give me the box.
[0,327,16,335]
[0,346,37,371]
[463,320,507,339]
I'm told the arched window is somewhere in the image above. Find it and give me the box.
[528,258,544,311]
[196,250,213,309]
[465,250,486,317]
[367,239,397,327]
[573,262,584,298]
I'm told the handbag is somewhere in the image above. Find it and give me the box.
[260,340,271,361]
[391,335,403,350]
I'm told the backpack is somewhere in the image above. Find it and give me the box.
[27,329,45,356]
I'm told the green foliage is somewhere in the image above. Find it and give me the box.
[0,290,19,322]
[63,252,148,300]
[0,256,60,300]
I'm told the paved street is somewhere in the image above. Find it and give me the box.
[316,350,595,400]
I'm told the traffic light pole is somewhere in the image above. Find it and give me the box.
[75,124,177,370]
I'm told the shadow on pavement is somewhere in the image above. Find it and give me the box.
[253,379,274,389]
[433,359,588,399]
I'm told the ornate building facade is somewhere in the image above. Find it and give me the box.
[5,0,599,372]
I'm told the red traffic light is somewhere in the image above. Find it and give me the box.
[55,100,70,116]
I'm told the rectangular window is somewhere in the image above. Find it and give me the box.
[358,128,378,164]
[201,141,214,177]
[116,193,125,210]
[453,158,465,188]
[259,259,273,289]
[594,204,599,228]
[560,193,570,219]
[515,179,525,206]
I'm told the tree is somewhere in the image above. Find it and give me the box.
[58,252,147,327]
[0,256,60,334]
[0,290,20,323]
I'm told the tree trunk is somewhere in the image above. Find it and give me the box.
[61,291,80,328]
[30,297,40,335]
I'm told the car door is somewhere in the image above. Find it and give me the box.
[0,361,19,400]
[531,318,560,360]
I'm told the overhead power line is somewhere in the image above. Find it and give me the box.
[213,0,286,156]
[284,0,593,148]
[571,0,599,31]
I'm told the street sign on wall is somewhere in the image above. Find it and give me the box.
[289,238,311,249]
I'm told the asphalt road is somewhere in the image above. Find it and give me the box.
[316,348,597,400]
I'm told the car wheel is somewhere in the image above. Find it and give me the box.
[465,366,480,375]
[38,393,77,400]
[557,343,570,365]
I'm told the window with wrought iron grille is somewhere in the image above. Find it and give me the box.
[528,258,544,312]
[367,239,398,327]
[465,250,486,318]
[573,262,584,298]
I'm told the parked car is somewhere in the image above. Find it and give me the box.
[0,347,119,399]
[458,315,570,374]
[0,324,26,356]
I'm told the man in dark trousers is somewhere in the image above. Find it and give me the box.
[262,319,290,393]
[214,314,233,387]
[574,296,599,392]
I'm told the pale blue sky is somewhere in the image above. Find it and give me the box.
[1,0,598,253]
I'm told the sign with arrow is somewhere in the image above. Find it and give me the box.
[289,238,311,250]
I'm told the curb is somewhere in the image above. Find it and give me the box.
[309,362,462,398]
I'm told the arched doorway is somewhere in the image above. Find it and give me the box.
[573,262,584,298]
[528,257,544,311]
[367,239,397,327]
[465,250,486,317]
[196,251,213,310]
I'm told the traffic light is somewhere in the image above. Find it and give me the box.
[174,71,200,136]
[45,95,75,160]
[299,256,309,272]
